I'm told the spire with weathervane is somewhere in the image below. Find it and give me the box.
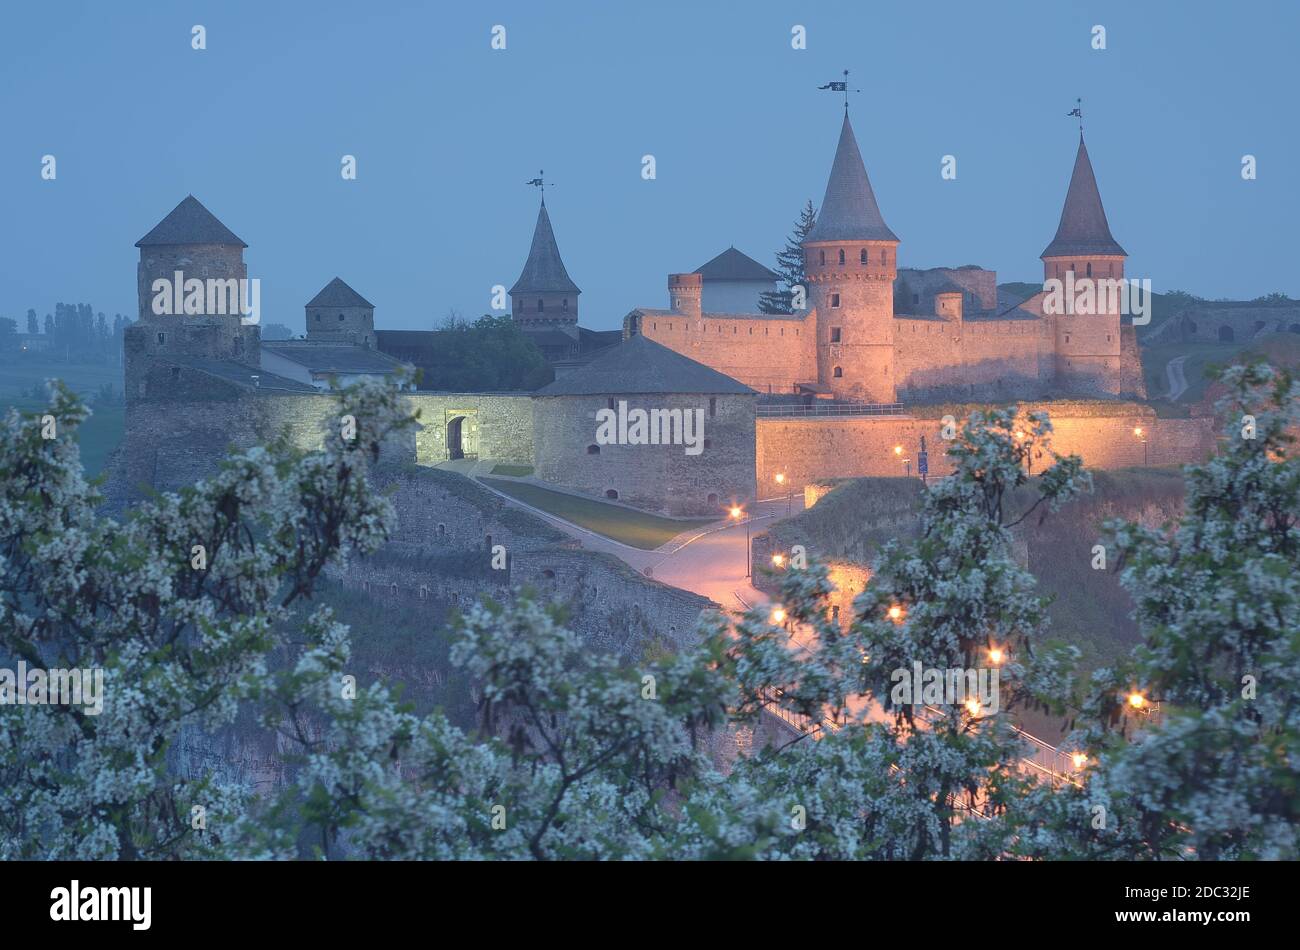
[1041,102,1126,279]
[510,172,580,334]
[804,77,901,405]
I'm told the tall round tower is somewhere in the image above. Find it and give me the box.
[803,113,900,403]
[125,196,258,401]
[1041,134,1127,394]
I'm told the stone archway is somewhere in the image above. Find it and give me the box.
[1218,325,1235,343]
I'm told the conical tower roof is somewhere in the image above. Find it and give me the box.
[510,201,581,296]
[804,113,898,244]
[136,195,247,248]
[307,277,374,309]
[1041,135,1126,258]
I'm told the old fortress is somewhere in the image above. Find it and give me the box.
[110,108,1217,518]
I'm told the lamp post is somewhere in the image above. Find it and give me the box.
[1134,426,1148,466]
[774,472,791,515]
[730,505,751,578]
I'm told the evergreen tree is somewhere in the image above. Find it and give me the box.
[26,309,38,335]
[43,313,53,337]
[758,200,816,315]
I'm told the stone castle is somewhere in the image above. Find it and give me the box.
[627,113,1145,404]
[112,109,1219,522]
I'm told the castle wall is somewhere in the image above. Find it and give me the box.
[893,316,1053,402]
[407,393,535,464]
[896,267,997,313]
[635,313,816,395]
[755,404,1217,491]
[533,392,757,516]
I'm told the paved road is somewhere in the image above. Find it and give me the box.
[1165,355,1189,401]
[470,468,793,612]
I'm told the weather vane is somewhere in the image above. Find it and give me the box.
[818,69,860,111]
[1067,98,1084,133]
[525,169,550,199]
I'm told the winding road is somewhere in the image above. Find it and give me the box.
[1165,354,1189,401]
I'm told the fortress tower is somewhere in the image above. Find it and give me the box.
[305,277,375,347]
[124,196,259,401]
[510,198,581,338]
[1041,134,1127,394]
[803,113,900,403]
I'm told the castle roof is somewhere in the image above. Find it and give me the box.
[262,340,406,375]
[510,201,581,296]
[535,333,754,397]
[166,357,318,393]
[306,277,374,309]
[694,247,778,282]
[804,113,898,245]
[136,195,247,248]
[1041,135,1126,259]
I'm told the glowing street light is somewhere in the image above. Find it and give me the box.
[988,647,1004,665]
[774,472,792,515]
[964,698,981,717]
[893,445,903,456]
[1134,425,1148,466]
[887,604,905,623]
[1128,691,1147,710]
[730,505,751,578]
[1071,752,1088,770]
[771,553,785,567]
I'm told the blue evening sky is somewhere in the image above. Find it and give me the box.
[2,0,1296,332]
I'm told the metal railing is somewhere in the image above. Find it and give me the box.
[757,402,906,418]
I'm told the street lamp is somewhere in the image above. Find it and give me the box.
[730,505,751,578]
[771,553,785,568]
[771,607,786,625]
[774,472,791,515]
[887,604,905,624]
[987,646,1004,665]
[1134,426,1148,466]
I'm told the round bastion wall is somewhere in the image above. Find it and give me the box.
[532,392,757,517]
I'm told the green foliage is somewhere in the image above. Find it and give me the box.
[411,314,551,391]
[758,200,816,315]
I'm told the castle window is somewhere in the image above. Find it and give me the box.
[707,493,718,506]
[1065,334,1071,344]
[832,366,843,378]
[542,569,555,579]
[880,249,887,264]
[562,299,568,312]
[709,397,717,417]
[316,314,322,322]
[830,327,842,342]
[437,523,446,537]
[608,397,616,410]
[420,585,429,599]
[587,444,600,455]
[703,438,712,449]
[912,293,919,305]
[838,249,846,265]
[537,299,544,313]
[605,489,619,500]
[170,367,180,380]
[157,332,165,344]
[1072,262,1078,275]
[1086,262,1093,277]
[338,313,345,321]
[860,248,868,264]
[819,250,826,265]
[830,294,841,308]
[748,327,753,335]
